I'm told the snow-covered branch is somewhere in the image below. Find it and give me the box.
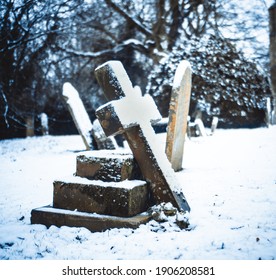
[57,39,151,58]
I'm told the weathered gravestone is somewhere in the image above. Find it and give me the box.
[166,60,192,172]
[187,117,208,138]
[95,61,190,212]
[194,118,207,137]
[62,82,117,150]
[62,82,93,150]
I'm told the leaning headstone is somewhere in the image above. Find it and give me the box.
[62,83,117,150]
[62,82,93,150]
[95,61,190,213]
[165,60,192,171]
[195,118,207,137]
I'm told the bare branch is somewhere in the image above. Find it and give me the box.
[104,0,154,38]
[0,86,9,128]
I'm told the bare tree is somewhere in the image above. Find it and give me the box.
[0,0,272,138]
[0,0,83,137]
[269,2,276,123]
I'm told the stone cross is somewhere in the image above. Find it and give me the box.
[95,61,190,212]
[166,60,192,172]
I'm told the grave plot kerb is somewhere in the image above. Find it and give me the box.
[94,61,190,212]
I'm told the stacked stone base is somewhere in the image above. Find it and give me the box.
[31,150,152,232]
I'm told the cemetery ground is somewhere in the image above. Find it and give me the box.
[0,126,276,260]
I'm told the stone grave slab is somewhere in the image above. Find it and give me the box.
[31,206,151,232]
[166,60,192,172]
[53,176,149,217]
[76,150,142,181]
[95,61,190,212]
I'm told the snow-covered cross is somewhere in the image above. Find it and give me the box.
[95,61,190,212]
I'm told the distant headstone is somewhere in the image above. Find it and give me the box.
[195,118,207,137]
[40,113,49,135]
[166,60,192,171]
[210,116,219,135]
[187,117,207,138]
[62,83,93,150]
[95,61,190,212]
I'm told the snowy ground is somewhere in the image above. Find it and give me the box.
[0,127,276,260]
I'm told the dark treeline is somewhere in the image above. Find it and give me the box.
[0,0,273,139]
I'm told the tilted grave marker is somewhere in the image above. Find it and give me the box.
[195,118,207,137]
[95,61,190,212]
[166,60,192,172]
[62,82,117,150]
[62,82,93,150]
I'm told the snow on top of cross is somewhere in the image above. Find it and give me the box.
[96,60,134,98]
[112,90,162,129]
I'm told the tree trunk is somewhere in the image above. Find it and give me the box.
[269,3,276,124]
[26,115,35,137]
